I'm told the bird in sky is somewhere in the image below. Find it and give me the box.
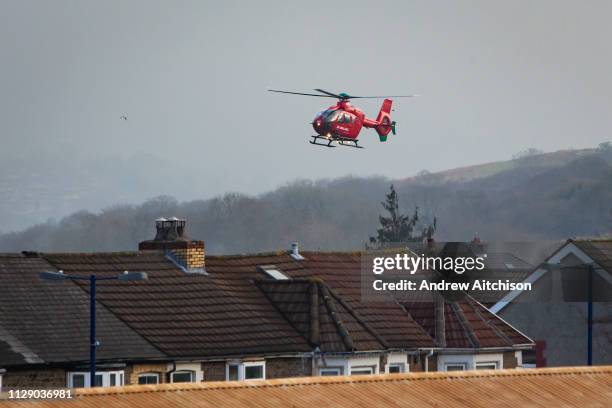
[120,115,128,121]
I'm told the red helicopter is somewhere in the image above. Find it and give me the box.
[268,88,417,148]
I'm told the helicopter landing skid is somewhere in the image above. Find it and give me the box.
[309,135,363,149]
[309,135,336,148]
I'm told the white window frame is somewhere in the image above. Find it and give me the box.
[67,370,124,388]
[137,372,160,384]
[319,367,343,376]
[171,370,196,383]
[475,361,499,370]
[225,361,266,381]
[243,361,266,380]
[349,366,375,375]
[387,363,406,373]
[227,363,241,381]
[444,363,467,372]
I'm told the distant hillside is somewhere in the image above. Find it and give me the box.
[1,146,611,254]
[405,148,600,184]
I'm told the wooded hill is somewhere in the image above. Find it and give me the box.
[1,146,611,254]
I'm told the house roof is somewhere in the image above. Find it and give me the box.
[0,248,531,367]
[491,239,612,313]
[205,251,436,349]
[0,254,164,365]
[2,366,610,408]
[571,239,612,274]
[402,297,532,348]
[408,241,535,305]
[273,251,530,348]
[43,252,312,359]
[255,279,387,352]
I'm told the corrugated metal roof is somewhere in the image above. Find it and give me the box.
[1,366,610,407]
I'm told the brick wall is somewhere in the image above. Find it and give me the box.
[202,361,225,381]
[125,363,168,385]
[2,368,65,389]
[266,357,312,379]
[171,242,205,270]
[503,351,519,369]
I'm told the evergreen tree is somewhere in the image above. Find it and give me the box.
[369,184,436,245]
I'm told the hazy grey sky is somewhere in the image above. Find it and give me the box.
[2,0,612,206]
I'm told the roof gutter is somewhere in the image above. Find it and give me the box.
[418,345,533,354]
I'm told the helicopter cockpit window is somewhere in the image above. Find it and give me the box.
[318,110,336,122]
[327,111,341,122]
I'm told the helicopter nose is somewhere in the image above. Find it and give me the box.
[312,119,324,134]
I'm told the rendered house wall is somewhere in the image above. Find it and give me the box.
[500,302,612,366]
[499,249,612,367]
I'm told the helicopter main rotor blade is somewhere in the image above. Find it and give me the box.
[268,89,336,98]
[313,89,343,98]
[350,94,419,99]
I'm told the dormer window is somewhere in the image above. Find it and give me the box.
[257,265,289,280]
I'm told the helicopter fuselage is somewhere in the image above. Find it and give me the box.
[312,101,380,140]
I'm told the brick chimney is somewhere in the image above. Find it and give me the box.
[139,217,205,273]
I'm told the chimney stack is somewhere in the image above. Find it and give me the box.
[139,218,205,273]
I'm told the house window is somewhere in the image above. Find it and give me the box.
[319,367,343,376]
[444,363,467,372]
[387,363,406,374]
[522,349,536,368]
[226,361,265,381]
[475,362,499,370]
[228,364,240,381]
[138,373,160,384]
[68,371,124,388]
[71,373,86,388]
[171,370,195,383]
[350,366,375,375]
[244,363,264,380]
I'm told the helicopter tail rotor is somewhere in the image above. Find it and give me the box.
[375,99,395,141]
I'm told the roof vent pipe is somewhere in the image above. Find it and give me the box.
[290,242,305,260]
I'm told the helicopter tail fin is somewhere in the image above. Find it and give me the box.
[375,99,394,142]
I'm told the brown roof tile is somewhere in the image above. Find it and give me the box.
[1,247,531,366]
[44,252,312,358]
[0,254,163,365]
